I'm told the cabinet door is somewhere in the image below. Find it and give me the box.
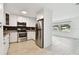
[10,32,17,43]
[3,34,9,54]
[6,13,9,25]
[9,15,17,26]
[27,32,35,40]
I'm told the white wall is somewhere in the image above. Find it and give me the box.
[53,17,79,54]
[36,8,52,48]
[36,9,44,20]
[0,3,4,55]
[52,3,79,22]
[9,15,36,42]
[53,16,79,39]
[0,3,8,55]
[51,4,79,54]
[44,8,52,48]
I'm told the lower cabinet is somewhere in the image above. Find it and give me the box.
[9,31,17,43]
[3,33,9,54]
[27,31,35,40]
[3,31,17,55]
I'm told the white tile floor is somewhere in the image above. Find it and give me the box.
[8,36,79,55]
[47,36,79,55]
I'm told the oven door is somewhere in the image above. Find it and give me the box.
[19,32,27,37]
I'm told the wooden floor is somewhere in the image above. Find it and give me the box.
[8,40,47,55]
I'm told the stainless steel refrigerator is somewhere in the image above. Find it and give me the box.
[35,19,44,48]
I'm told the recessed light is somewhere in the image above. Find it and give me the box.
[21,11,27,14]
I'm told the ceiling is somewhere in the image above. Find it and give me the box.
[5,3,47,17]
[5,3,79,21]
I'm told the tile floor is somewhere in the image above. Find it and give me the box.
[8,40,49,55]
[8,36,79,55]
[49,36,79,55]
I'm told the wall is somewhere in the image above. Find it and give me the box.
[51,4,79,54]
[52,4,79,38]
[52,3,79,22]
[0,3,7,55]
[0,3,4,55]
[9,14,36,42]
[44,8,52,48]
[36,9,44,20]
[53,16,79,39]
[36,8,52,48]
[52,17,79,54]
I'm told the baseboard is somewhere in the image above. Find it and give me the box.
[9,39,35,44]
[9,41,18,44]
[53,34,79,40]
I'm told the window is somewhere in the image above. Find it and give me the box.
[53,21,71,32]
[60,24,70,32]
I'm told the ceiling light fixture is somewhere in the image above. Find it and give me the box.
[21,11,27,14]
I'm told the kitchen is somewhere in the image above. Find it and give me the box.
[4,14,36,43]
[0,3,52,55]
[3,14,39,54]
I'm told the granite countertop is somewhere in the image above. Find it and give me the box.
[4,30,17,36]
[3,26,36,31]
[3,25,36,36]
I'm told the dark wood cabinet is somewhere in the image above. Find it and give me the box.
[6,13,9,25]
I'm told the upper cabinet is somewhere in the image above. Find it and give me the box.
[5,13,9,25]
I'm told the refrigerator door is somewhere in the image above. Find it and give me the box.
[35,19,44,48]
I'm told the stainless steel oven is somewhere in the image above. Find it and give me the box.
[17,22,27,42]
[19,32,27,37]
